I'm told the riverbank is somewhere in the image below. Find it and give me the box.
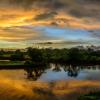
[0,79,100,100]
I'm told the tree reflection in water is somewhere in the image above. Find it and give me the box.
[52,63,61,72]
[52,64,80,77]
[24,66,47,80]
[67,65,80,77]
[24,64,100,81]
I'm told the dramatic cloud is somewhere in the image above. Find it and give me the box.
[0,0,99,28]
[35,12,57,21]
[0,0,99,48]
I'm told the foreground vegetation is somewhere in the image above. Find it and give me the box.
[78,91,100,100]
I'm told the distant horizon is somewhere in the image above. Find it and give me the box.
[0,43,99,50]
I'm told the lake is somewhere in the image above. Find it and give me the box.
[0,64,100,82]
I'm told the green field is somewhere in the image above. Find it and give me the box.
[0,61,24,66]
[78,91,100,100]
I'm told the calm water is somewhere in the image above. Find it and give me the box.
[0,64,100,82]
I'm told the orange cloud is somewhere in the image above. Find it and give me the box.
[0,26,39,41]
[0,0,99,44]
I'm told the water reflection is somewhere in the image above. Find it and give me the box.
[23,64,100,81]
[24,66,47,80]
[0,64,100,81]
[67,65,79,77]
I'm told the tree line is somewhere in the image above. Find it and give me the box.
[0,47,100,65]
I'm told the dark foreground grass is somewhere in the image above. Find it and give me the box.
[78,91,100,100]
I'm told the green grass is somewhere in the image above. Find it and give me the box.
[0,61,24,66]
[0,54,11,57]
[78,91,100,100]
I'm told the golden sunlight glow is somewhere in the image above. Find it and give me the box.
[0,0,99,47]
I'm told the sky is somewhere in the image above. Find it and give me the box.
[0,0,100,48]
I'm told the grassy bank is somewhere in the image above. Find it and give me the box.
[78,91,100,100]
[0,61,24,66]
